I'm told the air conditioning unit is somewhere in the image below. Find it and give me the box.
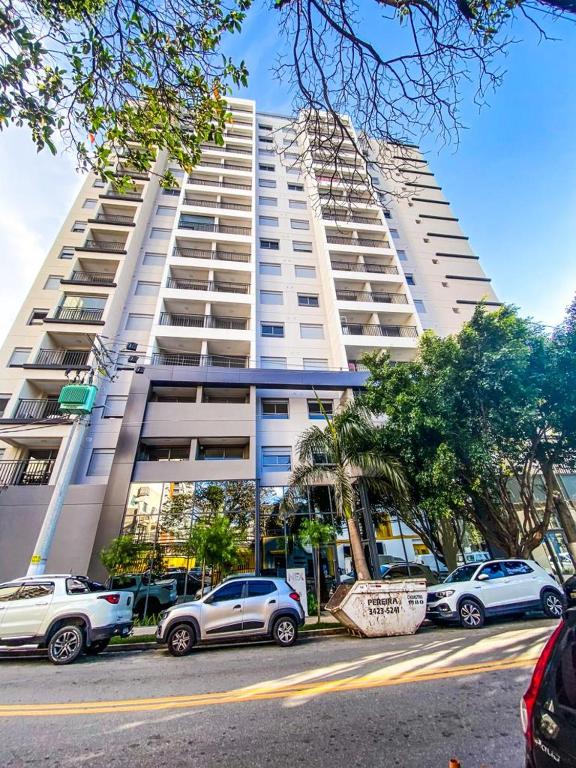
[58,384,98,415]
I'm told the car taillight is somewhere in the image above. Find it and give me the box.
[289,592,301,601]
[98,593,121,604]
[521,621,564,745]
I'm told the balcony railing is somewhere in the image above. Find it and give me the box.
[326,235,389,248]
[52,306,104,323]
[166,277,250,294]
[178,221,251,236]
[116,165,150,180]
[201,144,252,156]
[80,239,126,253]
[12,399,66,421]
[197,159,252,172]
[0,459,56,486]
[31,349,90,368]
[91,213,135,226]
[65,271,116,285]
[335,289,408,304]
[322,213,382,225]
[331,261,399,275]
[341,323,418,338]
[320,195,376,206]
[183,198,251,211]
[159,313,248,330]
[187,178,252,190]
[152,352,249,368]
[226,130,253,139]
[100,191,143,201]
[173,247,251,263]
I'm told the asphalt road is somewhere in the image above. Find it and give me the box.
[0,617,558,768]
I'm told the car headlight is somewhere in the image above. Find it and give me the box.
[432,590,455,599]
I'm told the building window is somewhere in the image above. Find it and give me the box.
[156,205,176,216]
[93,178,105,188]
[290,219,309,230]
[259,164,275,173]
[259,239,279,250]
[295,265,316,278]
[414,299,426,313]
[259,262,281,276]
[307,399,334,419]
[298,294,319,307]
[150,227,171,239]
[258,124,273,131]
[140,444,190,462]
[293,241,313,253]
[389,228,400,239]
[259,216,278,227]
[59,247,75,260]
[0,395,10,418]
[143,252,166,266]
[71,220,87,233]
[197,444,246,460]
[125,313,154,330]
[286,168,300,176]
[262,447,291,470]
[383,209,392,219]
[44,275,63,289]
[303,358,328,370]
[261,356,286,369]
[103,395,127,418]
[262,399,289,419]
[289,200,307,209]
[259,178,276,188]
[259,196,278,207]
[288,183,304,191]
[135,281,160,296]
[28,309,48,325]
[260,290,283,305]
[405,273,415,285]
[162,188,180,196]
[261,322,284,337]
[87,449,115,476]
[8,348,31,367]
[396,249,407,261]
[258,149,274,156]
[259,136,273,144]
[82,199,97,209]
[300,323,324,339]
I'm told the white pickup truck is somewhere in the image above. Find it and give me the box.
[0,574,133,664]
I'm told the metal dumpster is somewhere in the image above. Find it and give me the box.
[326,579,427,638]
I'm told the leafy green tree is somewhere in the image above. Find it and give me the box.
[187,513,243,592]
[289,400,408,581]
[100,534,143,576]
[299,518,334,622]
[0,0,250,182]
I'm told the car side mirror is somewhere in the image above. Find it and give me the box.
[477,573,489,581]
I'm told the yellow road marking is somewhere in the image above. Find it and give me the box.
[0,654,538,718]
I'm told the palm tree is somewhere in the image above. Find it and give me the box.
[289,400,407,581]
[299,518,335,622]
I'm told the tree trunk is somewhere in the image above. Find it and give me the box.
[200,558,206,595]
[315,547,321,623]
[438,518,459,571]
[346,514,372,580]
[554,493,576,567]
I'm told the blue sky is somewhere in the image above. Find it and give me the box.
[0,4,574,344]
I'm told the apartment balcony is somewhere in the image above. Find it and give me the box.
[159,313,249,331]
[45,306,105,325]
[100,190,144,203]
[151,352,249,368]
[335,289,408,304]
[319,194,377,208]
[326,234,390,249]
[341,322,418,338]
[76,239,127,254]
[61,270,117,287]
[172,246,251,265]
[23,349,91,370]
[115,165,150,180]
[200,144,252,156]
[166,277,250,295]
[178,220,250,236]
[183,197,251,213]
[9,399,68,422]
[186,177,252,192]
[88,213,135,227]
[196,159,252,174]
[226,130,253,140]
[0,459,56,486]
[331,260,398,275]
[322,212,383,226]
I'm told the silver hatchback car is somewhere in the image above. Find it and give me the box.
[156,576,306,656]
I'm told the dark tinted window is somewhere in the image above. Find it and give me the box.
[111,576,137,589]
[556,629,576,711]
[211,581,244,602]
[0,585,21,602]
[504,561,533,576]
[247,580,277,597]
[478,563,506,580]
[18,583,54,599]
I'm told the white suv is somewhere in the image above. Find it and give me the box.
[0,575,133,664]
[426,559,565,629]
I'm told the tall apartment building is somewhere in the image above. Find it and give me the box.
[0,98,499,586]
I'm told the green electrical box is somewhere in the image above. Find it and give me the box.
[58,384,98,415]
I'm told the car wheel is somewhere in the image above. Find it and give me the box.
[272,616,298,647]
[458,599,484,629]
[47,625,84,665]
[541,589,565,619]
[85,639,110,656]
[166,624,195,657]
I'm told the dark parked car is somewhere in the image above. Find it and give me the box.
[522,608,576,767]
[564,575,576,609]
[380,562,439,587]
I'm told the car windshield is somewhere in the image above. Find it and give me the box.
[443,565,478,583]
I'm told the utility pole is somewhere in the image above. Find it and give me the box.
[26,335,140,576]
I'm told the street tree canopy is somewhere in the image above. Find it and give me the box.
[1,0,573,184]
